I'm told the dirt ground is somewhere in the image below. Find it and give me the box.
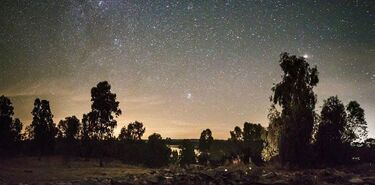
[0,157,374,185]
[0,156,150,184]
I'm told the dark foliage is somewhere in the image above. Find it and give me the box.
[198,129,213,164]
[57,116,80,158]
[28,98,57,158]
[199,129,213,152]
[346,101,368,143]
[355,138,375,163]
[263,104,282,161]
[88,81,121,166]
[119,121,145,141]
[315,97,369,165]
[242,122,266,165]
[88,81,121,140]
[179,139,196,166]
[271,52,318,166]
[230,126,242,142]
[118,141,147,165]
[227,122,266,165]
[58,116,80,140]
[315,96,349,164]
[144,133,171,167]
[0,95,23,156]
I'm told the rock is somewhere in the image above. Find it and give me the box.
[349,177,364,184]
[56,183,73,185]
[228,171,241,181]
[262,172,277,179]
[147,175,160,184]
[291,175,317,185]
[110,179,135,185]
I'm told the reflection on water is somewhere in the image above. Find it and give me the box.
[168,144,200,156]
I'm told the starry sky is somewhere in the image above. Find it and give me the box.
[0,0,374,139]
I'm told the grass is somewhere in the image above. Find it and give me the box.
[0,156,151,183]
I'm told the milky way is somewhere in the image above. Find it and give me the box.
[0,0,374,138]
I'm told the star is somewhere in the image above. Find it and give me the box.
[186,93,192,100]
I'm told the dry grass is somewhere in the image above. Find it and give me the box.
[0,156,151,183]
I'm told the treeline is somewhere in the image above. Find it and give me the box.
[0,52,374,168]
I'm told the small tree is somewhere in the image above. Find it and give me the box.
[179,139,196,166]
[119,121,145,141]
[145,133,171,167]
[230,126,242,142]
[198,129,213,165]
[11,118,22,142]
[29,98,57,159]
[81,113,92,140]
[0,95,23,156]
[81,113,94,159]
[88,81,122,166]
[346,101,367,143]
[242,122,266,164]
[262,104,282,161]
[58,116,80,160]
[58,116,80,140]
[199,129,213,152]
[315,96,348,164]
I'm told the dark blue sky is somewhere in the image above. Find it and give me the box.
[0,0,374,138]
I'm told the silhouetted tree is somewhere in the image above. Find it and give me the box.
[24,125,34,140]
[11,118,22,142]
[58,116,80,140]
[199,129,213,152]
[242,122,266,164]
[271,52,319,166]
[81,113,91,141]
[179,139,196,166]
[346,101,367,143]
[58,116,80,161]
[88,81,121,166]
[230,126,242,142]
[145,133,171,167]
[263,104,282,161]
[198,129,213,165]
[315,96,348,164]
[358,138,375,163]
[119,121,145,141]
[228,126,243,160]
[0,95,23,156]
[80,113,94,159]
[29,98,57,159]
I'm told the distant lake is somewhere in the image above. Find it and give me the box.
[168,144,200,156]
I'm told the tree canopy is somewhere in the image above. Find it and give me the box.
[199,129,213,152]
[58,116,80,140]
[29,98,57,157]
[88,81,122,140]
[119,121,145,141]
[0,95,23,155]
[271,52,319,166]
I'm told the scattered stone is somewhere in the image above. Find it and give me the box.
[349,177,364,184]
[262,172,277,179]
[291,174,317,185]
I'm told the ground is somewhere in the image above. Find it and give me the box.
[0,156,150,184]
[0,157,374,185]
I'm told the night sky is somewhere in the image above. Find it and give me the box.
[1,0,374,139]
